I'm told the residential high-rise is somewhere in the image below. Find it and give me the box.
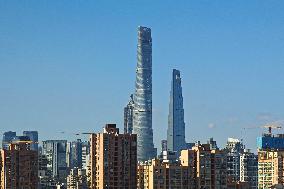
[0,139,38,189]
[133,26,155,161]
[81,141,90,170]
[240,149,258,189]
[256,134,284,188]
[258,150,284,188]
[23,131,38,151]
[167,69,186,155]
[124,94,134,134]
[225,138,258,188]
[67,168,88,189]
[89,124,137,188]
[180,143,227,189]
[226,138,244,184]
[2,131,16,150]
[42,140,68,183]
[137,158,191,189]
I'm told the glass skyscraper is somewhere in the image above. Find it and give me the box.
[133,26,156,161]
[42,140,68,183]
[167,69,186,155]
[23,131,38,151]
[2,131,16,150]
[124,94,134,134]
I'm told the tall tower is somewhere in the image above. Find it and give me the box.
[167,69,186,154]
[133,26,155,161]
[124,94,134,134]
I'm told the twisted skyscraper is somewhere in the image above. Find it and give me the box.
[167,69,186,155]
[133,26,156,161]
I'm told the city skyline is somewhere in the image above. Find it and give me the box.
[0,1,284,151]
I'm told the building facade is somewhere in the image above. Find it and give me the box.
[133,26,156,161]
[42,140,68,183]
[67,168,87,189]
[167,69,186,155]
[23,131,38,151]
[137,158,190,189]
[2,131,16,150]
[257,134,284,150]
[67,139,83,170]
[124,94,134,134]
[258,150,284,188]
[180,144,227,189]
[240,150,258,188]
[0,141,38,189]
[81,141,90,170]
[89,124,137,189]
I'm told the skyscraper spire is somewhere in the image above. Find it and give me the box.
[133,26,156,161]
[167,69,186,155]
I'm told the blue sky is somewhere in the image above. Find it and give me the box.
[0,1,284,151]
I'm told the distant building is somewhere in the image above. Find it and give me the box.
[124,94,134,134]
[2,131,16,150]
[23,131,38,151]
[226,138,244,152]
[258,150,284,188]
[42,140,68,183]
[67,139,83,169]
[0,139,38,189]
[186,142,195,149]
[67,168,87,189]
[257,134,284,150]
[240,149,258,189]
[207,137,219,150]
[158,150,177,163]
[38,152,53,188]
[137,158,191,189]
[225,138,257,188]
[167,69,186,155]
[161,140,167,152]
[226,138,244,184]
[81,141,90,170]
[180,143,227,189]
[89,124,137,188]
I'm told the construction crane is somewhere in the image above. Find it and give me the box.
[263,124,282,135]
[243,121,283,136]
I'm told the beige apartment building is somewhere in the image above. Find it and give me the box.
[180,144,227,189]
[137,158,191,189]
[258,150,284,189]
[89,124,137,189]
[0,141,38,189]
[137,142,227,189]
